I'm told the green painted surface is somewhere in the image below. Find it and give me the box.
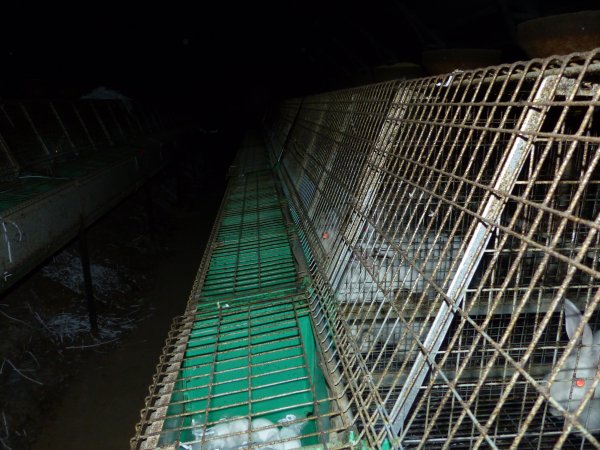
[0,146,140,214]
[164,161,330,448]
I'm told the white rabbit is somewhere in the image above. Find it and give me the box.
[317,210,341,256]
[337,226,462,303]
[545,298,600,431]
[190,417,286,450]
[191,417,250,449]
[251,418,280,448]
[274,414,303,450]
[374,229,461,294]
[277,426,302,449]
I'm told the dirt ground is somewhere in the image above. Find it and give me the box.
[0,129,236,450]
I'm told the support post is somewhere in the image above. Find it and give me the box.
[79,226,98,336]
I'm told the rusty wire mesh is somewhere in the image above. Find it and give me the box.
[131,138,349,450]
[264,49,600,449]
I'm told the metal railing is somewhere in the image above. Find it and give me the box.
[0,99,171,292]
[0,99,167,180]
[265,49,600,449]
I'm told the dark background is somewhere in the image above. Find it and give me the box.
[0,0,598,122]
[0,3,598,448]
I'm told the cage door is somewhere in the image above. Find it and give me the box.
[388,75,577,439]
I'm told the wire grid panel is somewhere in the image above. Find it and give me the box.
[0,136,18,180]
[265,49,600,449]
[0,100,165,177]
[0,99,167,213]
[132,137,340,450]
[0,103,52,169]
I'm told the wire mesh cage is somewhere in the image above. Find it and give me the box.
[132,137,353,450]
[263,49,600,448]
[0,99,167,209]
[0,99,165,178]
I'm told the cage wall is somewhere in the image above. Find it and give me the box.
[264,49,600,449]
[0,99,172,292]
[131,135,360,450]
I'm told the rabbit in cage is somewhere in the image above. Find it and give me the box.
[337,225,463,301]
[188,416,300,449]
[545,298,600,431]
[379,229,462,293]
[314,198,463,300]
[318,209,342,255]
[190,417,249,449]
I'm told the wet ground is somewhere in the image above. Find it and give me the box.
[0,129,236,449]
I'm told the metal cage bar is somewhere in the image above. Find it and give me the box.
[132,134,345,450]
[0,99,173,292]
[264,49,600,449]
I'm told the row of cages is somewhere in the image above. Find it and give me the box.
[264,48,600,448]
[0,99,169,180]
[130,140,348,450]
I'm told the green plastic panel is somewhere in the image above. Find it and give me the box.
[161,156,330,448]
